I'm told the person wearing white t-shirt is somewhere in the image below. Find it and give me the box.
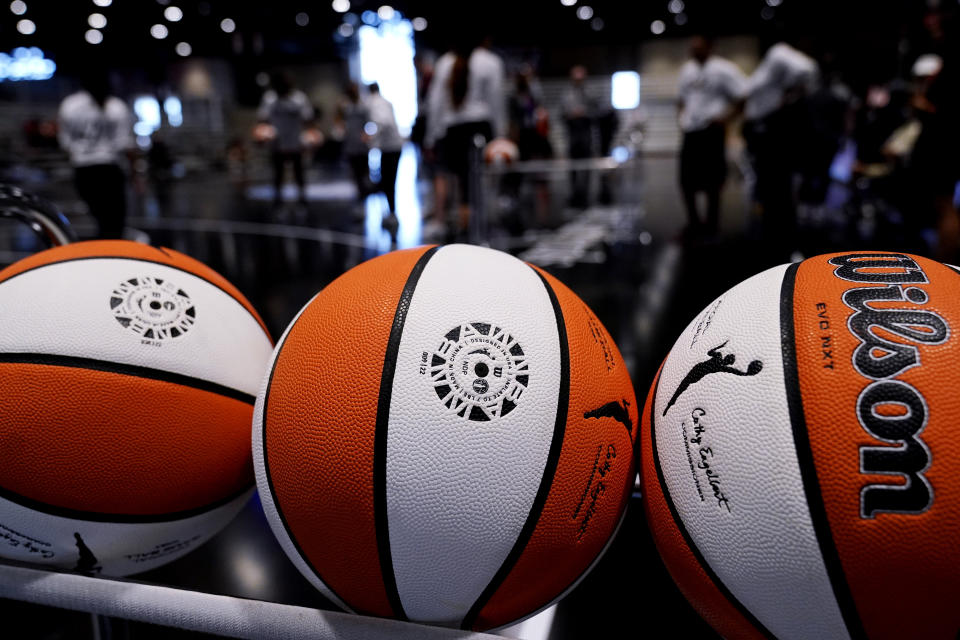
[58,71,134,238]
[676,35,748,237]
[743,40,818,254]
[425,36,505,236]
[257,72,314,207]
[365,82,404,233]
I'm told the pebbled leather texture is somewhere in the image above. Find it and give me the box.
[255,245,637,630]
[0,240,271,575]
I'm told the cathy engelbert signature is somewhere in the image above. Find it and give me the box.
[680,408,732,513]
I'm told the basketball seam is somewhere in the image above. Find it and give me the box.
[648,366,777,639]
[0,481,252,523]
[780,261,867,640]
[258,296,354,612]
[0,353,256,405]
[0,255,272,341]
[459,268,570,631]
[373,245,440,622]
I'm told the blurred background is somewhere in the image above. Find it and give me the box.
[0,0,958,637]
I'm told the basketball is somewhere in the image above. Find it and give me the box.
[640,251,960,639]
[0,240,273,576]
[253,244,637,630]
[483,138,520,166]
[252,122,277,143]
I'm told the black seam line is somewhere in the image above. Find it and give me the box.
[0,255,272,342]
[460,268,570,631]
[780,261,868,640]
[0,353,255,405]
[373,245,440,622]
[0,481,253,523]
[259,304,353,612]
[649,367,778,639]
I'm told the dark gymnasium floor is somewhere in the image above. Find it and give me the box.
[0,148,906,638]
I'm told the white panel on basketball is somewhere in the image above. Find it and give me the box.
[252,294,352,612]
[0,490,251,576]
[0,260,273,395]
[654,264,849,640]
[386,245,561,624]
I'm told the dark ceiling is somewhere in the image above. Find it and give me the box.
[0,0,947,84]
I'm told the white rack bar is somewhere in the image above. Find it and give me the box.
[0,562,507,640]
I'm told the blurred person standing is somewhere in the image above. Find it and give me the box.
[365,82,404,232]
[339,82,371,206]
[798,53,852,207]
[509,65,551,161]
[676,35,748,238]
[561,65,596,209]
[743,38,818,254]
[258,72,313,208]
[426,34,505,238]
[509,65,554,226]
[909,9,960,262]
[58,69,134,239]
[411,54,434,152]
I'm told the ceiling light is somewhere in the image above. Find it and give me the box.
[150,23,168,39]
[164,6,182,22]
[377,5,394,20]
[16,18,35,34]
[650,19,665,35]
[10,1,26,15]
[92,0,112,6]
[412,16,427,31]
[668,0,684,13]
[295,11,309,26]
[332,0,350,13]
[88,12,106,28]
[85,28,103,44]
[220,17,235,33]
[560,0,577,6]
[175,41,191,56]
[576,5,593,19]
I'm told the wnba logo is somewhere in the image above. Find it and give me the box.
[428,321,529,422]
[110,276,196,342]
[830,253,946,518]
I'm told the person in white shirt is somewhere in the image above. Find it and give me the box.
[744,42,818,123]
[338,82,371,205]
[562,65,597,209]
[257,72,313,207]
[425,36,505,236]
[58,70,134,238]
[676,35,748,237]
[365,82,404,231]
[743,40,818,255]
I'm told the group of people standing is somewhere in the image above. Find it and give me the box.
[677,14,960,264]
[676,34,817,246]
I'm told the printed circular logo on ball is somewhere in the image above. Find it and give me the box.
[429,322,529,422]
[110,276,195,341]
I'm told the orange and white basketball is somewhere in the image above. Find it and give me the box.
[0,240,273,576]
[252,122,277,143]
[483,138,520,166]
[641,251,960,639]
[254,244,637,630]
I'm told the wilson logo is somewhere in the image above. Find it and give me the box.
[829,253,946,518]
